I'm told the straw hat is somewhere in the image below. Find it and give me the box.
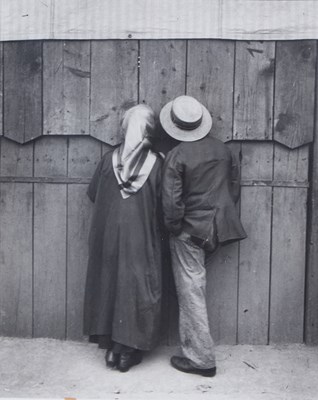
[159,95,212,142]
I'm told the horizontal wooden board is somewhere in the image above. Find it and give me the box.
[1,1,318,41]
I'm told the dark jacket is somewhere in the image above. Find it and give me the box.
[162,135,247,246]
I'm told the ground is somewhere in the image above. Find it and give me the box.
[0,337,317,400]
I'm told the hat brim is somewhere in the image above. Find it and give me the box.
[159,100,212,142]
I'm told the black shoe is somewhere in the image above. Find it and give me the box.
[170,356,216,377]
[118,351,142,372]
[105,350,119,368]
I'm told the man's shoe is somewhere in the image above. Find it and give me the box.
[118,351,143,372]
[170,356,216,377]
[105,349,119,368]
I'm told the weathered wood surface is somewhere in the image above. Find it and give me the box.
[274,41,316,149]
[206,244,239,345]
[34,137,68,177]
[3,41,42,143]
[238,143,273,344]
[66,137,101,340]
[2,0,318,41]
[67,184,92,340]
[0,137,33,177]
[33,139,68,339]
[187,40,235,142]
[0,43,3,137]
[0,183,33,337]
[270,144,309,343]
[43,41,91,136]
[234,42,275,140]
[0,138,33,337]
[0,37,316,344]
[139,40,186,114]
[33,183,67,339]
[90,41,138,144]
[306,92,318,344]
[0,40,317,149]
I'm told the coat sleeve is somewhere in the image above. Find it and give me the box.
[229,150,241,204]
[161,147,185,235]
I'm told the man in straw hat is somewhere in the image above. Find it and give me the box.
[160,95,246,377]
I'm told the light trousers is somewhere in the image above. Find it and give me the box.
[170,232,216,369]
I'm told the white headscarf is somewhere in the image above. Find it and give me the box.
[112,104,157,199]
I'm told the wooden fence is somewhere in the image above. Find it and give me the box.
[0,39,317,345]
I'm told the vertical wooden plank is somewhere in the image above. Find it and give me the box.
[139,40,186,115]
[187,40,235,142]
[234,41,275,140]
[306,100,318,344]
[0,43,3,137]
[3,41,42,143]
[90,40,138,145]
[238,142,273,344]
[67,185,92,340]
[270,144,309,343]
[34,183,67,339]
[270,187,307,343]
[139,40,186,155]
[274,41,316,149]
[0,138,33,177]
[34,138,68,339]
[34,137,68,177]
[206,243,239,344]
[66,136,101,340]
[0,183,33,337]
[43,41,90,136]
[68,136,101,178]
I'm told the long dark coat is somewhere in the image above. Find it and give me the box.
[84,150,162,351]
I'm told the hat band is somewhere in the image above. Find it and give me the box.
[171,109,203,131]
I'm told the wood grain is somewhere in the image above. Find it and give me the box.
[234,41,275,140]
[68,137,101,178]
[187,40,235,142]
[0,183,33,337]
[3,41,42,143]
[0,43,3,137]
[238,142,273,344]
[270,187,307,343]
[33,183,67,339]
[43,41,90,136]
[66,184,92,340]
[206,243,239,344]
[306,90,318,343]
[0,138,33,177]
[34,137,68,177]
[90,40,138,145]
[2,1,318,41]
[139,40,186,115]
[274,41,316,148]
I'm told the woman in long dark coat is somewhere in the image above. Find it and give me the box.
[84,104,163,372]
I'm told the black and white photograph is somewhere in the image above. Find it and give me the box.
[0,1,318,399]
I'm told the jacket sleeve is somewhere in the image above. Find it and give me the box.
[161,147,185,235]
[229,150,241,204]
